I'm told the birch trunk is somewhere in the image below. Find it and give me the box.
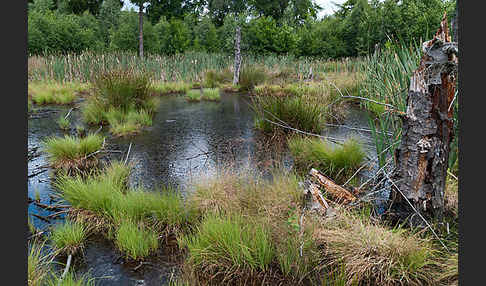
[389,13,458,222]
[233,25,241,86]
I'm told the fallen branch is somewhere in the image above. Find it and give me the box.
[309,168,356,204]
[58,254,72,285]
[124,142,132,165]
[28,169,48,178]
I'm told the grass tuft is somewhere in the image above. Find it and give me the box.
[151,81,191,95]
[115,219,159,260]
[50,220,88,255]
[28,239,52,286]
[289,137,365,185]
[42,134,104,171]
[201,88,221,101]
[185,89,202,102]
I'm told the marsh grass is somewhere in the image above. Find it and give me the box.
[201,88,221,101]
[288,137,365,185]
[151,81,191,95]
[312,211,437,286]
[115,219,159,260]
[42,134,104,171]
[203,68,233,88]
[92,69,151,111]
[56,160,193,238]
[50,220,88,255]
[239,65,268,91]
[46,272,95,286]
[28,239,52,286]
[107,108,153,137]
[252,95,325,134]
[57,114,71,131]
[180,213,274,273]
[28,81,87,105]
[186,89,202,102]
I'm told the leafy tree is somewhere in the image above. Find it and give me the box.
[98,0,123,44]
[57,0,105,15]
[109,10,156,54]
[193,16,220,53]
[130,1,151,57]
[153,17,191,54]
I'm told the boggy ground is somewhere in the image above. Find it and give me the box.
[28,59,457,285]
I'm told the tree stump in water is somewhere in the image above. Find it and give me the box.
[389,12,458,223]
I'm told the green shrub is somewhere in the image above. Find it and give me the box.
[288,137,365,184]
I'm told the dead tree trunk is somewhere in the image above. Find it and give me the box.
[389,13,458,222]
[233,25,241,86]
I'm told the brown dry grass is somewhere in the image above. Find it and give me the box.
[311,210,438,286]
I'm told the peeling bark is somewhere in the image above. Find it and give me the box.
[233,25,241,86]
[389,13,458,222]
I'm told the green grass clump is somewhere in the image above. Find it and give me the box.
[92,69,151,111]
[55,161,193,234]
[252,95,325,134]
[81,99,105,125]
[186,89,202,102]
[180,213,274,273]
[203,69,233,88]
[50,220,88,255]
[42,134,104,170]
[288,137,365,184]
[105,107,153,137]
[239,65,267,91]
[115,220,159,260]
[28,82,81,105]
[28,240,51,286]
[151,81,191,95]
[201,88,221,101]
[46,272,94,286]
[57,115,70,130]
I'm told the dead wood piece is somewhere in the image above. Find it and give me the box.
[309,168,356,204]
[390,12,458,221]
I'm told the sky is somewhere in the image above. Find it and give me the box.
[122,0,348,19]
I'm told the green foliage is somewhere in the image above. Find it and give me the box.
[153,17,191,55]
[28,10,104,55]
[246,16,297,55]
[288,137,365,184]
[28,239,52,286]
[193,16,220,53]
[109,11,157,53]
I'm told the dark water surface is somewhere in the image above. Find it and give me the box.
[28,94,377,285]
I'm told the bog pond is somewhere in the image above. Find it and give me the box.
[28,92,380,285]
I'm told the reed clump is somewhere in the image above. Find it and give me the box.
[185,89,202,102]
